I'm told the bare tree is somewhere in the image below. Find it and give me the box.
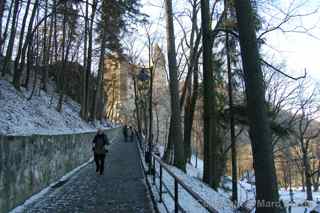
[164,0,185,170]
[80,0,89,119]
[0,0,13,55]
[179,0,201,165]
[12,0,32,89]
[2,0,20,76]
[41,0,49,92]
[22,0,40,88]
[292,79,320,201]
[85,0,97,120]
[0,0,6,53]
[201,0,219,188]
[56,0,68,112]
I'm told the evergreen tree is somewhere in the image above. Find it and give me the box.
[234,1,281,212]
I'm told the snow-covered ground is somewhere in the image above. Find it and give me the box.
[152,163,234,212]
[0,79,116,136]
[188,154,320,213]
[279,189,320,213]
[142,145,234,212]
[152,145,320,212]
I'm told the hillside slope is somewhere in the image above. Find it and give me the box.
[0,79,113,136]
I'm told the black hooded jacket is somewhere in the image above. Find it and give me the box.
[92,133,109,155]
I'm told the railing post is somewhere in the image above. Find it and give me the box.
[159,164,163,202]
[174,179,178,213]
[152,155,156,185]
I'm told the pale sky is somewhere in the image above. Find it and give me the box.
[260,0,320,82]
[136,0,320,83]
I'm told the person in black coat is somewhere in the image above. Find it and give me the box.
[123,125,128,142]
[92,129,109,175]
[129,126,134,142]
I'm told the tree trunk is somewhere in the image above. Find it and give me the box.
[21,0,39,87]
[184,60,199,163]
[27,47,37,100]
[201,0,219,188]
[12,0,32,89]
[164,0,185,171]
[25,45,32,89]
[81,0,89,119]
[143,96,149,137]
[53,0,58,63]
[234,1,281,212]
[1,0,13,55]
[155,108,160,144]
[92,32,106,120]
[302,149,313,200]
[313,161,320,192]
[41,0,49,91]
[0,0,6,53]
[57,2,67,112]
[86,0,97,120]
[148,38,154,172]
[48,6,54,65]
[301,169,306,192]
[183,1,200,164]
[2,0,20,76]
[28,9,40,100]
[133,76,142,134]
[225,0,238,203]
[163,117,174,164]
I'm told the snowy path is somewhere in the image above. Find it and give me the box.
[17,140,154,213]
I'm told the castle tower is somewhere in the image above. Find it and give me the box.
[104,53,131,122]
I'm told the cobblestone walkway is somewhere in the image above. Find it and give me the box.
[21,140,154,213]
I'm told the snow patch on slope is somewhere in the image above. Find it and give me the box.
[0,79,114,136]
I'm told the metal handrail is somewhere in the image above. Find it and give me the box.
[153,166,186,213]
[151,153,219,213]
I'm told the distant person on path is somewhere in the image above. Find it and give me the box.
[92,128,109,175]
[123,125,128,142]
[129,126,134,142]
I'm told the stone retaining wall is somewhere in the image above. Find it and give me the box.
[0,128,123,212]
